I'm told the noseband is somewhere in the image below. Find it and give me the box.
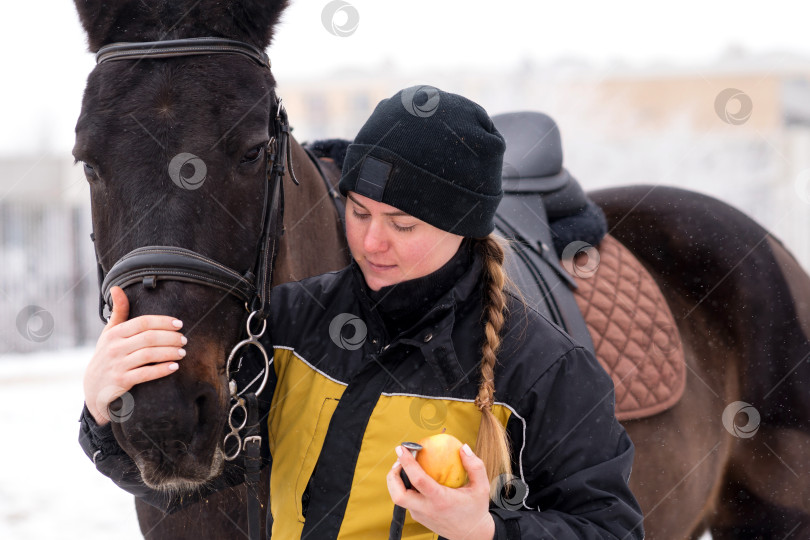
[89,39,292,519]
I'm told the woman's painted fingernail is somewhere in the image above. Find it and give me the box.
[462,444,473,456]
[169,363,179,371]
[178,349,186,357]
[392,460,400,469]
[172,320,183,328]
[395,446,403,457]
[180,336,188,345]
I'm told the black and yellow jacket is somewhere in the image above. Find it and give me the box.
[79,246,644,539]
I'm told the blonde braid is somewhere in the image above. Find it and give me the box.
[473,234,513,485]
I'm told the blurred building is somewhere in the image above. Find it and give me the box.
[0,157,96,353]
[280,53,810,270]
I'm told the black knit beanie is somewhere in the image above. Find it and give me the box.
[339,85,505,238]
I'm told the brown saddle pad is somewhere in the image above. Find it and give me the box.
[569,234,686,421]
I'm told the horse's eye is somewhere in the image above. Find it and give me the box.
[83,162,97,177]
[241,145,264,164]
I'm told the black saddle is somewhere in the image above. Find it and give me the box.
[492,111,606,352]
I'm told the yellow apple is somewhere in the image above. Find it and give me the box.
[415,433,468,488]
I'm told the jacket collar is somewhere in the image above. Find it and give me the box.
[350,246,484,343]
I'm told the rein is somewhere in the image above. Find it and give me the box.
[90,37,292,540]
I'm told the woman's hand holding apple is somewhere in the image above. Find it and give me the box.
[386,438,495,540]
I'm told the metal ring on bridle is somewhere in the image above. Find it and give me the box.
[223,431,242,461]
[245,310,267,339]
[225,338,270,397]
[228,399,248,432]
[224,397,249,461]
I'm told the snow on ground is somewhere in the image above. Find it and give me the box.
[0,347,714,539]
[0,347,142,540]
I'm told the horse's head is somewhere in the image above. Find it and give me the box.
[72,0,289,490]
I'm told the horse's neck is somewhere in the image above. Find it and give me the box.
[272,137,350,285]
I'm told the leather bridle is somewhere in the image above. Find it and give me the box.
[89,37,292,540]
[94,37,296,327]
[95,37,272,66]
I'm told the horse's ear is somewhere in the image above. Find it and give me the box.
[73,0,137,52]
[214,0,291,49]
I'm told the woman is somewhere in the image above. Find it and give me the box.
[79,86,644,539]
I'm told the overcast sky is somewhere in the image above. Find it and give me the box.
[1,0,807,155]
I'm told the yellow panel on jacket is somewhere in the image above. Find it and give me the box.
[268,347,347,536]
[340,395,511,539]
[268,346,512,539]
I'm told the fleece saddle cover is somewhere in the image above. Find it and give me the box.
[571,234,686,421]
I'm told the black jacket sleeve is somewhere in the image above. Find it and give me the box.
[489,346,644,539]
[78,404,253,514]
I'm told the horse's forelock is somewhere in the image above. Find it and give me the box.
[74,0,290,52]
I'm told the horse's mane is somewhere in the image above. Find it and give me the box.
[74,0,290,51]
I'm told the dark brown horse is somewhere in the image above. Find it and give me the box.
[73,1,810,538]
[73,0,346,536]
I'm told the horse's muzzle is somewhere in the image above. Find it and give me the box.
[118,377,225,486]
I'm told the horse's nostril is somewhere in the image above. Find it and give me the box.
[195,394,209,428]
[125,385,220,463]
[161,440,188,456]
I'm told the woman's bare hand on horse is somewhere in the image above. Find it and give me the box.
[83,286,186,426]
[386,443,495,540]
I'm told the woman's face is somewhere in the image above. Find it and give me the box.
[346,191,464,291]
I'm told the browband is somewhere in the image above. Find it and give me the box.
[96,37,270,68]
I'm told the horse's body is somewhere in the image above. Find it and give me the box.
[594,186,810,538]
[72,2,810,538]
